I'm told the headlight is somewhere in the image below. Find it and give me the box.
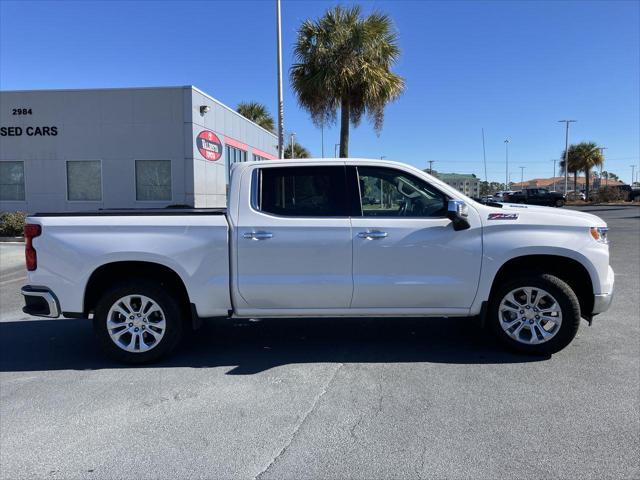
[590,227,609,244]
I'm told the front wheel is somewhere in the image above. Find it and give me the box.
[488,273,580,355]
[555,198,565,207]
[93,280,184,363]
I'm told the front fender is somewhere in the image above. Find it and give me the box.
[470,226,607,315]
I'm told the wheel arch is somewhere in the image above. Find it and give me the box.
[488,254,594,316]
[83,261,191,318]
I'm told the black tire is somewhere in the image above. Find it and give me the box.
[93,280,184,364]
[555,198,565,207]
[488,273,580,355]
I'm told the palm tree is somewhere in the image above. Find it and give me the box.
[236,102,275,132]
[283,142,311,159]
[560,142,604,199]
[559,145,582,193]
[290,6,405,158]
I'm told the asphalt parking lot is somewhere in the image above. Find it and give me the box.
[0,205,638,480]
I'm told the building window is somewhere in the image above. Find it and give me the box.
[0,161,25,201]
[253,154,268,162]
[226,145,247,164]
[226,145,247,183]
[66,160,102,201]
[136,160,172,201]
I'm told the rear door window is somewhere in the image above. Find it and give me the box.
[257,166,349,217]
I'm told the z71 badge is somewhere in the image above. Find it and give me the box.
[488,213,519,220]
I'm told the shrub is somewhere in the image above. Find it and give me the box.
[0,211,28,237]
[593,187,625,203]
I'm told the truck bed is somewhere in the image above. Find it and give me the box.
[31,208,227,217]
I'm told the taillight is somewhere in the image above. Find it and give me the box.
[24,224,41,271]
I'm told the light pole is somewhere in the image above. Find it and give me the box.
[597,147,606,189]
[334,143,340,158]
[519,166,525,186]
[481,128,488,183]
[428,160,435,175]
[276,0,284,158]
[504,139,510,189]
[290,132,296,159]
[559,120,576,194]
[632,165,636,186]
[552,159,557,191]
[321,123,324,158]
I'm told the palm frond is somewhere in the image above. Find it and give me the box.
[290,5,405,149]
[236,101,275,132]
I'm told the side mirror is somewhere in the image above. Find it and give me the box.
[447,200,470,231]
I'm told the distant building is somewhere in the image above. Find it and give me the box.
[433,172,480,197]
[511,176,625,193]
[0,86,277,213]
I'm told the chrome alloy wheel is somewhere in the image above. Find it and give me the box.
[498,287,563,345]
[106,295,166,353]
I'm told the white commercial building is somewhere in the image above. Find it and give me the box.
[0,86,278,212]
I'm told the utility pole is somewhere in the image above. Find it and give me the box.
[504,139,510,189]
[481,128,488,183]
[334,143,340,158]
[632,165,636,186]
[519,166,525,186]
[276,0,284,158]
[428,160,435,175]
[559,120,576,194]
[290,132,296,159]
[552,159,557,191]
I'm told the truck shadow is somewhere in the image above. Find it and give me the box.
[0,316,549,373]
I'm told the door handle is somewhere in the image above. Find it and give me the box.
[358,230,388,240]
[243,231,273,240]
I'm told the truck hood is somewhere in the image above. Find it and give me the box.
[482,203,607,227]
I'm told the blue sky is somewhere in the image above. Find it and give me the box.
[1,0,638,183]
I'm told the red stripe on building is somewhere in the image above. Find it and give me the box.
[252,148,277,160]
[224,136,248,151]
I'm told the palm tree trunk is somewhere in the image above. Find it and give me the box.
[585,169,590,201]
[339,97,350,158]
[573,172,577,193]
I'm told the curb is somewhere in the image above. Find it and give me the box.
[0,236,24,243]
[567,203,640,207]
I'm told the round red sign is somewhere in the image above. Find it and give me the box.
[196,130,223,161]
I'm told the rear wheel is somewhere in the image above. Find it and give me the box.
[555,198,565,207]
[93,280,183,363]
[489,273,580,355]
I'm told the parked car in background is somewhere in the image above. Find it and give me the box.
[566,191,586,201]
[505,188,565,207]
[22,159,613,363]
[492,191,516,202]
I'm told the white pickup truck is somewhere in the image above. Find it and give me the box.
[22,159,614,363]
